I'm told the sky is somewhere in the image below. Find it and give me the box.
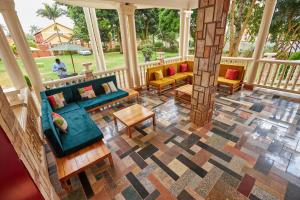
[0,0,74,34]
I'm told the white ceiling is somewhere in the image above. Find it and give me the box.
[56,0,198,10]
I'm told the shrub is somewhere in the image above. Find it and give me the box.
[289,52,300,60]
[154,42,164,51]
[141,43,154,62]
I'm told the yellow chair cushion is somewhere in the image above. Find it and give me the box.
[154,70,164,80]
[169,73,188,81]
[183,72,193,77]
[150,77,175,87]
[218,76,241,86]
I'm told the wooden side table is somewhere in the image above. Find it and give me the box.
[112,104,156,138]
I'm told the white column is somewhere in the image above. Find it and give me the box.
[2,2,43,94]
[183,10,192,60]
[127,7,140,87]
[0,25,26,89]
[246,0,277,86]
[90,8,106,71]
[83,7,102,71]
[117,4,134,88]
[179,9,185,58]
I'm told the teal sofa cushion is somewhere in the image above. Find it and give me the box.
[59,109,103,156]
[55,103,81,115]
[77,89,128,110]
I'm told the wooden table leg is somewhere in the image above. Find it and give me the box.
[113,116,118,131]
[153,115,156,127]
[127,127,132,138]
[61,180,72,192]
[108,153,114,167]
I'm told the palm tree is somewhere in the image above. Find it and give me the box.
[36,3,66,44]
[29,25,40,35]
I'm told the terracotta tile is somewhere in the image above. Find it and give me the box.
[147,173,176,200]
[224,145,256,166]
[237,174,255,197]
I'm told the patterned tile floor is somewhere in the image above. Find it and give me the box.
[46,88,300,200]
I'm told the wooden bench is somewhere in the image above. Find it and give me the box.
[56,140,113,191]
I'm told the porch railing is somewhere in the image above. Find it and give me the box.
[43,67,128,89]
[42,56,300,94]
[254,59,300,93]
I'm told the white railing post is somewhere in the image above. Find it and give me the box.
[2,1,43,97]
[0,23,26,89]
[245,0,277,89]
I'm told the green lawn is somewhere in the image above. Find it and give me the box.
[0,51,177,88]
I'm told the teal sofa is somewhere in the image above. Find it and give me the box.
[41,75,129,157]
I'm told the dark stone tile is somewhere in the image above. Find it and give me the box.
[237,174,256,197]
[145,190,160,200]
[250,103,265,112]
[181,133,201,148]
[138,144,158,159]
[169,127,188,138]
[212,120,236,132]
[164,135,177,144]
[176,154,207,178]
[126,172,149,199]
[211,127,239,142]
[177,190,195,200]
[78,171,94,199]
[285,182,300,200]
[249,194,261,200]
[171,140,196,155]
[130,152,148,169]
[197,141,232,162]
[120,145,140,159]
[122,185,142,200]
[135,126,148,136]
[268,140,283,154]
[254,155,274,175]
[208,159,242,180]
[150,155,179,181]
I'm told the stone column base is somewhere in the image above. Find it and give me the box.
[243,83,254,90]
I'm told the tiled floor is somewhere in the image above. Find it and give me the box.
[46,88,300,200]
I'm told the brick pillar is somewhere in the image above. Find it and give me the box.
[190,0,230,127]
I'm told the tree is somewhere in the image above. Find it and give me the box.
[29,25,40,35]
[228,0,259,56]
[158,9,180,48]
[246,0,300,59]
[135,9,159,43]
[269,0,300,59]
[36,3,66,44]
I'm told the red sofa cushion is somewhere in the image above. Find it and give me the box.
[168,66,176,76]
[180,63,188,72]
[225,69,239,80]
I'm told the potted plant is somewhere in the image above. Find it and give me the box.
[141,43,154,62]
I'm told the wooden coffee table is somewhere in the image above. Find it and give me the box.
[56,140,113,191]
[112,104,156,138]
[174,84,192,103]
